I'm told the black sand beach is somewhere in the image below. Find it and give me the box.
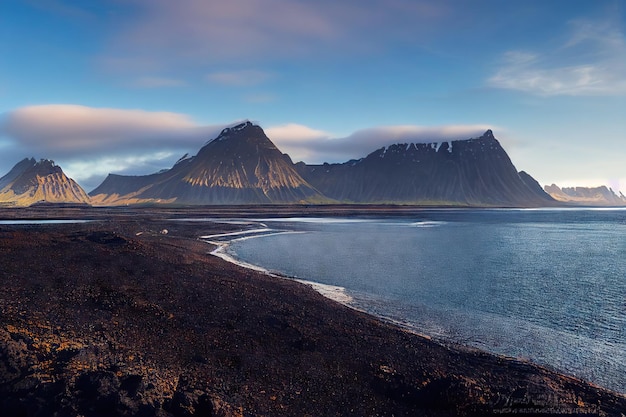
[1,206,625,416]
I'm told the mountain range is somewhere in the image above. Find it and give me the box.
[295,129,553,206]
[0,121,619,207]
[89,121,553,206]
[544,184,626,206]
[90,122,324,205]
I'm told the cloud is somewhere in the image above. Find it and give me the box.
[206,70,272,87]
[132,76,187,88]
[0,105,226,189]
[62,152,179,190]
[100,0,449,72]
[267,124,332,142]
[268,123,493,164]
[0,104,493,189]
[489,18,626,96]
[0,104,220,154]
[266,124,334,161]
[106,0,339,67]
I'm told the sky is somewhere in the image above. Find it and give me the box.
[1,0,625,192]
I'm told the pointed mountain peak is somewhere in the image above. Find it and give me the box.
[199,120,277,153]
[27,158,61,176]
[481,129,495,139]
[467,129,499,147]
[2,157,60,179]
[216,120,260,140]
[90,119,324,205]
[0,158,90,206]
[34,158,57,168]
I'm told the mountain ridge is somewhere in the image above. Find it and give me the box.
[0,123,603,207]
[295,130,555,207]
[544,184,626,206]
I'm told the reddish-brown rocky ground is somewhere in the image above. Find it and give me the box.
[1,206,625,416]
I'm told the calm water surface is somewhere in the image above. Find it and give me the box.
[224,209,626,393]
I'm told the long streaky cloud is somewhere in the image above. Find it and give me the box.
[1,104,221,154]
[489,19,626,96]
[0,105,227,190]
[268,124,493,164]
[101,0,449,72]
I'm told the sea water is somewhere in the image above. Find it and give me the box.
[221,209,626,393]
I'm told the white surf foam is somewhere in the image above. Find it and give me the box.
[202,229,354,306]
[209,243,270,273]
[199,228,272,240]
[410,221,446,227]
[253,217,376,224]
[294,279,353,304]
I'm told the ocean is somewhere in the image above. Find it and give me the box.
[211,209,626,394]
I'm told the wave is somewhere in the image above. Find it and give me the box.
[294,280,353,304]
[210,244,270,274]
[199,228,273,240]
[410,221,447,227]
[254,217,377,224]
[169,218,261,224]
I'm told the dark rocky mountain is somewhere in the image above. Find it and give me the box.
[295,130,555,207]
[0,158,91,206]
[90,121,326,205]
[0,126,558,208]
[544,184,626,206]
[90,124,553,207]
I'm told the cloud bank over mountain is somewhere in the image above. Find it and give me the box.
[0,105,225,189]
[0,104,492,190]
[1,105,220,153]
[267,124,493,164]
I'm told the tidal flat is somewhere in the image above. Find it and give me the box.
[1,205,625,416]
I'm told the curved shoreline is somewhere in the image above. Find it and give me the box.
[202,228,355,305]
[199,217,626,396]
[2,207,625,415]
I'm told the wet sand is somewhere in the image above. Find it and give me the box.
[1,205,625,416]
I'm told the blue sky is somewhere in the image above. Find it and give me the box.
[1,0,625,192]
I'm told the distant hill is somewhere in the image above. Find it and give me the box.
[295,130,555,207]
[90,121,326,205]
[544,184,626,206]
[0,158,90,207]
